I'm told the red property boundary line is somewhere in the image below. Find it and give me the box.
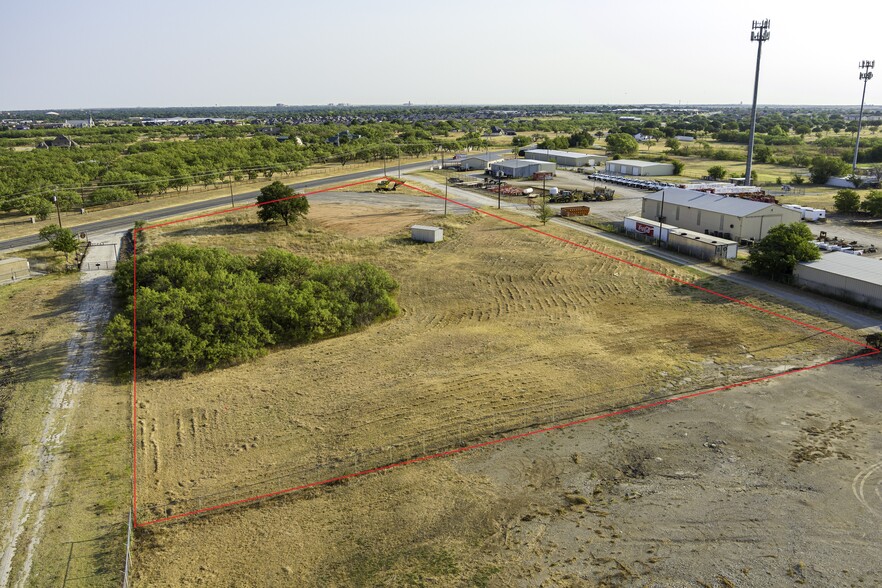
[131,176,879,528]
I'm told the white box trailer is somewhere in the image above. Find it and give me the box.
[410,225,443,243]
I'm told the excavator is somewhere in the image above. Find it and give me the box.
[375,179,405,192]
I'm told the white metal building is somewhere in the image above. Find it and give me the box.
[490,159,556,179]
[454,153,504,171]
[624,217,737,259]
[605,159,674,176]
[523,149,606,167]
[411,225,444,243]
[794,252,882,310]
[641,188,802,242]
[667,228,738,260]
[624,216,677,242]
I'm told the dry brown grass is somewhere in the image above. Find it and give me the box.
[132,200,860,523]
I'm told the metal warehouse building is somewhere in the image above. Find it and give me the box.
[641,188,802,242]
[454,153,504,171]
[524,149,607,167]
[490,159,556,178]
[794,252,882,310]
[605,159,674,176]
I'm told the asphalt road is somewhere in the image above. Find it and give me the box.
[0,151,508,252]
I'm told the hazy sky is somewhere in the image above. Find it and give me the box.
[3,0,879,110]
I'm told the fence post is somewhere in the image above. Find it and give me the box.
[121,510,133,588]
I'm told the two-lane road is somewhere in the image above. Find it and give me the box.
[0,151,510,252]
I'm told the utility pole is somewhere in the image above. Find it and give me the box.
[442,153,448,216]
[229,174,235,207]
[52,190,62,228]
[657,190,665,248]
[852,60,875,175]
[497,177,502,209]
[745,19,771,186]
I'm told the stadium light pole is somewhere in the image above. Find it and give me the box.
[852,60,875,175]
[745,19,770,187]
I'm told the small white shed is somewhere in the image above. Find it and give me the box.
[411,225,443,243]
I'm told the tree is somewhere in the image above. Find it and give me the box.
[665,137,681,154]
[536,201,555,225]
[747,222,820,277]
[511,135,532,148]
[753,144,774,164]
[833,189,861,213]
[18,195,53,220]
[256,181,309,226]
[860,190,882,217]
[707,165,727,180]
[808,155,848,184]
[671,159,685,176]
[605,133,639,157]
[38,224,79,261]
[567,130,595,148]
[91,186,136,205]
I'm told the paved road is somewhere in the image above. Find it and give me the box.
[412,174,881,332]
[0,151,508,252]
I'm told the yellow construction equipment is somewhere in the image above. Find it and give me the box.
[375,179,404,192]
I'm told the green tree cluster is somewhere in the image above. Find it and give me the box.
[106,245,399,377]
[256,181,310,226]
[834,189,861,213]
[605,133,639,157]
[37,224,79,261]
[747,223,820,277]
[808,155,848,184]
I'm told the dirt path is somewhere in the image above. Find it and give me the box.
[0,262,113,587]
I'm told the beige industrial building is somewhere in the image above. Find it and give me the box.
[641,188,802,242]
[454,153,504,171]
[524,149,607,167]
[605,159,674,176]
[794,252,882,310]
[490,159,556,178]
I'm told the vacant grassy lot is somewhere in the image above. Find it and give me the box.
[0,273,130,587]
[130,197,861,524]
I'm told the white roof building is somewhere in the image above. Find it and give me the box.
[795,252,882,311]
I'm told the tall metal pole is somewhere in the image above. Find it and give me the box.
[442,153,448,216]
[745,19,770,186]
[229,175,235,207]
[852,60,875,175]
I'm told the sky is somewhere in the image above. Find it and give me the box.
[2,0,880,110]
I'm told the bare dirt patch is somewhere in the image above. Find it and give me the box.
[131,200,861,523]
[307,203,434,238]
[132,358,882,587]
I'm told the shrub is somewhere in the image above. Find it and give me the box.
[107,245,399,377]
